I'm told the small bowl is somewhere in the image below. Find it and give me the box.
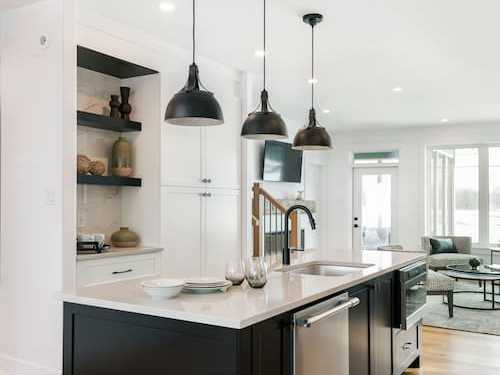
[141,278,185,300]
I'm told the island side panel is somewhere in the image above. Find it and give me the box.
[63,303,249,375]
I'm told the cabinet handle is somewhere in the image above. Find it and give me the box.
[201,178,212,183]
[402,342,412,351]
[112,269,133,275]
[206,193,212,197]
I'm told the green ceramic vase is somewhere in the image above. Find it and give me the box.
[111,137,132,177]
[111,227,139,248]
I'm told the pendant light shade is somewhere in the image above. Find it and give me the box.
[241,90,287,139]
[293,109,332,150]
[241,0,288,139]
[293,13,332,151]
[165,0,224,126]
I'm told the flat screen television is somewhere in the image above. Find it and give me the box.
[262,141,303,183]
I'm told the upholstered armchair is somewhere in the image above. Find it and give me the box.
[421,236,481,270]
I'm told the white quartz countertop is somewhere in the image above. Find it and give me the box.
[76,246,163,261]
[60,249,425,329]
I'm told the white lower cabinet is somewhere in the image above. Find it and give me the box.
[162,187,241,278]
[77,252,162,287]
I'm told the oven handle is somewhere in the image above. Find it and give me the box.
[296,297,360,328]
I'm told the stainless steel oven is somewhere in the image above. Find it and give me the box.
[396,261,427,330]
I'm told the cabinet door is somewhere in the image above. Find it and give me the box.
[371,275,394,375]
[204,189,241,277]
[162,125,203,187]
[162,187,203,277]
[349,285,371,375]
[204,95,241,190]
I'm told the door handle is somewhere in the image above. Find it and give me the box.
[296,297,360,328]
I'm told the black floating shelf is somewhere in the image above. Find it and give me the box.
[77,175,142,187]
[77,111,142,132]
[77,45,159,79]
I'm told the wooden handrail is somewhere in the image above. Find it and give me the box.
[252,182,298,257]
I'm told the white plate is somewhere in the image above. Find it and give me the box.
[185,277,227,286]
[183,280,232,294]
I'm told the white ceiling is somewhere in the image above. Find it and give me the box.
[78,0,500,131]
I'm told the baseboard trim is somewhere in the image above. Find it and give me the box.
[0,354,60,375]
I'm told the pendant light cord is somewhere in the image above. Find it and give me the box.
[263,0,267,90]
[311,22,315,109]
[192,0,196,64]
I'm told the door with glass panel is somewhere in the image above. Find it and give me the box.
[353,168,398,251]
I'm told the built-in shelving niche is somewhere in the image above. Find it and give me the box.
[76,45,160,240]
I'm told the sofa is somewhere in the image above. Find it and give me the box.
[421,236,481,270]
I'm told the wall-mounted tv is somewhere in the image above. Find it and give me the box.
[262,141,303,183]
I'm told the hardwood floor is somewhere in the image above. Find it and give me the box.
[404,326,500,375]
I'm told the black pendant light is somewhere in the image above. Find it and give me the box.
[165,0,224,126]
[293,13,332,150]
[241,0,287,140]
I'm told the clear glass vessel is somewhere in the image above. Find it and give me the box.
[245,257,268,288]
[225,260,245,285]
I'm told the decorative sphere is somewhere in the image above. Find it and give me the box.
[469,258,481,269]
[89,160,106,176]
[77,155,91,175]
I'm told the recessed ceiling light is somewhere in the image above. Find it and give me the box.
[159,2,176,12]
[441,118,449,123]
[322,109,331,114]
[308,78,318,84]
[254,49,266,58]
[392,86,403,93]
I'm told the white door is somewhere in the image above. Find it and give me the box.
[204,189,241,277]
[162,126,203,187]
[353,167,398,251]
[162,187,203,277]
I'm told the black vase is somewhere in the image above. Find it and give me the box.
[109,95,121,119]
[119,86,132,120]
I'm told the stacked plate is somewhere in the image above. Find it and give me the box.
[183,277,232,294]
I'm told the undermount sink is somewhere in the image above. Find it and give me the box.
[281,261,374,277]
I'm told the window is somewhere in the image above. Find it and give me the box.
[353,151,399,166]
[428,145,500,246]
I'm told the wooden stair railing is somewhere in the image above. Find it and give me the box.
[252,182,298,259]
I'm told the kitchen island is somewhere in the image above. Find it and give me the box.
[61,250,425,375]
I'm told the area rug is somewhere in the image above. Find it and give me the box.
[423,280,500,335]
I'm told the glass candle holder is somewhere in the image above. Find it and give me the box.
[225,260,245,285]
[245,257,268,288]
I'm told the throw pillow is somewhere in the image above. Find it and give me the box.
[429,238,457,255]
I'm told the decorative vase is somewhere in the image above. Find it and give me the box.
[109,94,121,119]
[111,137,132,177]
[111,227,138,248]
[119,86,132,120]
[77,154,91,175]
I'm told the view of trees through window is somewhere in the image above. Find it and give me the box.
[429,146,500,245]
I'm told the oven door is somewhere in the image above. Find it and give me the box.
[401,271,427,329]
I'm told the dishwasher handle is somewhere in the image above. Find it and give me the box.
[296,297,360,328]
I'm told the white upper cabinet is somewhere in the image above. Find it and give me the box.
[162,126,203,187]
[204,96,241,190]
[162,77,242,190]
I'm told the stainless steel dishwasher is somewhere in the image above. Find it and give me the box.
[293,292,360,375]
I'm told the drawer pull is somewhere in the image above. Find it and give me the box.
[112,269,133,275]
[402,342,412,351]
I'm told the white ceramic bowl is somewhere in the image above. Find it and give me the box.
[141,278,185,300]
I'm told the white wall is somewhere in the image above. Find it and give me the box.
[326,122,500,253]
[0,1,75,374]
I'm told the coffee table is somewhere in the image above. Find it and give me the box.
[445,265,500,311]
